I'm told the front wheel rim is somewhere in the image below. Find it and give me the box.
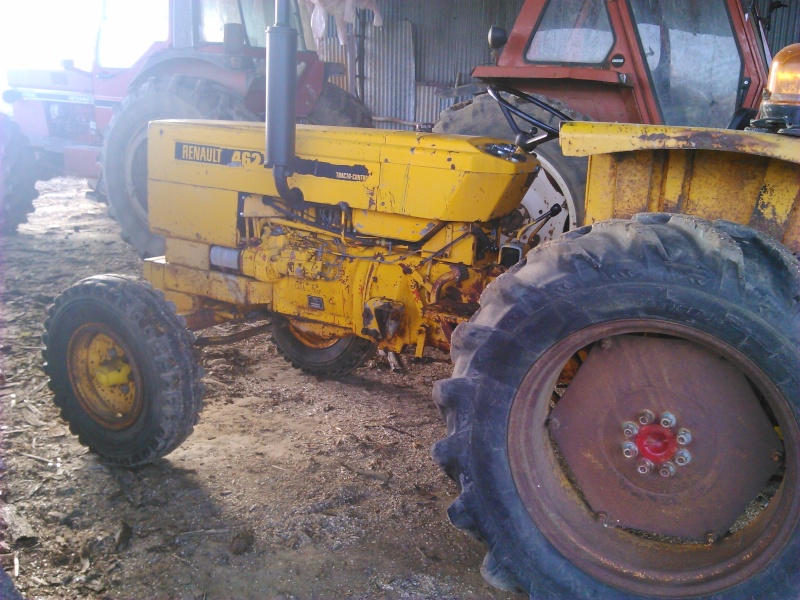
[67,323,144,430]
[286,322,342,350]
[508,320,798,597]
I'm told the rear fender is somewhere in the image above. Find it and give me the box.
[561,121,800,252]
[129,56,252,98]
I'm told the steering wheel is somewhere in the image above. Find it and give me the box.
[486,85,574,152]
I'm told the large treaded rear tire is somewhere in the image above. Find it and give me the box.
[432,214,800,598]
[104,76,257,258]
[43,275,204,466]
[434,92,587,238]
[0,114,39,232]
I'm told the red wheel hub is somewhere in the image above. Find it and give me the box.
[544,334,783,542]
[636,424,678,464]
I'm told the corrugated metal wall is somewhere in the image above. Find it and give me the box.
[376,0,526,127]
[376,0,525,85]
[363,20,416,127]
[317,0,525,128]
[317,0,799,128]
[749,0,800,53]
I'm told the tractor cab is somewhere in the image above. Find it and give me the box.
[476,0,771,128]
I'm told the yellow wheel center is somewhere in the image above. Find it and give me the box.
[67,324,143,430]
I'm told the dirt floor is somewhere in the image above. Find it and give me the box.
[0,179,518,600]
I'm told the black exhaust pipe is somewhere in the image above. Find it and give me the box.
[266,0,302,203]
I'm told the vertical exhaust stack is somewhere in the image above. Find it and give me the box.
[266,0,302,203]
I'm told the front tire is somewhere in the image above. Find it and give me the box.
[0,114,39,232]
[433,214,800,598]
[272,316,375,377]
[43,275,204,466]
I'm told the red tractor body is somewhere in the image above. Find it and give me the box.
[4,1,332,184]
[474,0,770,128]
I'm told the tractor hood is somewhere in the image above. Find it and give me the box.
[148,120,538,244]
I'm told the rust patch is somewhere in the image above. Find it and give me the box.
[750,184,785,240]
[184,310,222,331]
[422,299,480,322]
[549,335,782,541]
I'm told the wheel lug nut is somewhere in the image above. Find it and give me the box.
[676,428,692,445]
[659,461,676,478]
[621,441,638,459]
[660,412,677,428]
[636,458,654,474]
[772,451,783,462]
[674,449,692,466]
[638,410,655,425]
[622,422,638,438]
[706,532,718,545]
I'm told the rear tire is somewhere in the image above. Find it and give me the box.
[306,82,373,127]
[434,92,587,240]
[433,214,800,598]
[43,275,204,466]
[0,114,39,232]
[104,76,257,258]
[272,316,375,377]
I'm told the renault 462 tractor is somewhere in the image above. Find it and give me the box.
[41,0,800,595]
[1,0,370,253]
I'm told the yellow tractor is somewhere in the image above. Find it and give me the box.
[42,1,800,595]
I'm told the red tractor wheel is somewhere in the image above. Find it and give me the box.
[0,114,39,232]
[103,76,257,258]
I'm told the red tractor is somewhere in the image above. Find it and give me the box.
[1,0,370,256]
[435,0,775,242]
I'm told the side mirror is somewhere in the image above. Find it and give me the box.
[223,22,247,55]
[488,26,508,50]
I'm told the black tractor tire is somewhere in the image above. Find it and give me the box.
[0,568,24,600]
[434,92,588,234]
[306,82,373,128]
[103,76,257,258]
[43,275,204,467]
[0,114,39,232]
[272,316,375,377]
[432,214,800,599]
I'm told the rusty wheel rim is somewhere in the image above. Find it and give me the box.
[288,321,341,349]
[67,323,144,430]
[508,320,799,597]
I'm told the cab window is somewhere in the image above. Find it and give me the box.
[198,0,305,49]
[97,0,169,69]
[628,0,743,127]
[527,0,614,65]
